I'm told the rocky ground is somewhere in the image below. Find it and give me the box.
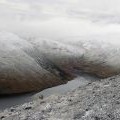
[0,75,120,120]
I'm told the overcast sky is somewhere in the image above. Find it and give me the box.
[1,0,120,39]
[1,0,120,21]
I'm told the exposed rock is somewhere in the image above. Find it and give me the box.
[1,75,120,120]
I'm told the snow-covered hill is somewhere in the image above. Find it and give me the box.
[0,31,120,94]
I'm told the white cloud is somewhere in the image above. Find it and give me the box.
[0,0,120,40]
[1,0,120,22]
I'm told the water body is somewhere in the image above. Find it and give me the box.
[0,75,98,110]
[0,93,33,111]
[34,75,98,98]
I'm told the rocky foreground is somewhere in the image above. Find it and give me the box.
[0,75,120,120]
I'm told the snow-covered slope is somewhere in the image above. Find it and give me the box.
[0,32,70,94]
[0,31,120,94]
[29,35,120,78]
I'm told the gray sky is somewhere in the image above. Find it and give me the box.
[1,0,120,21]
[1,0,120,39]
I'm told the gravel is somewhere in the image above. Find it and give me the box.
[1,75,120,120]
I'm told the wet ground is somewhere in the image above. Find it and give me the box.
[0,74,99,110]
